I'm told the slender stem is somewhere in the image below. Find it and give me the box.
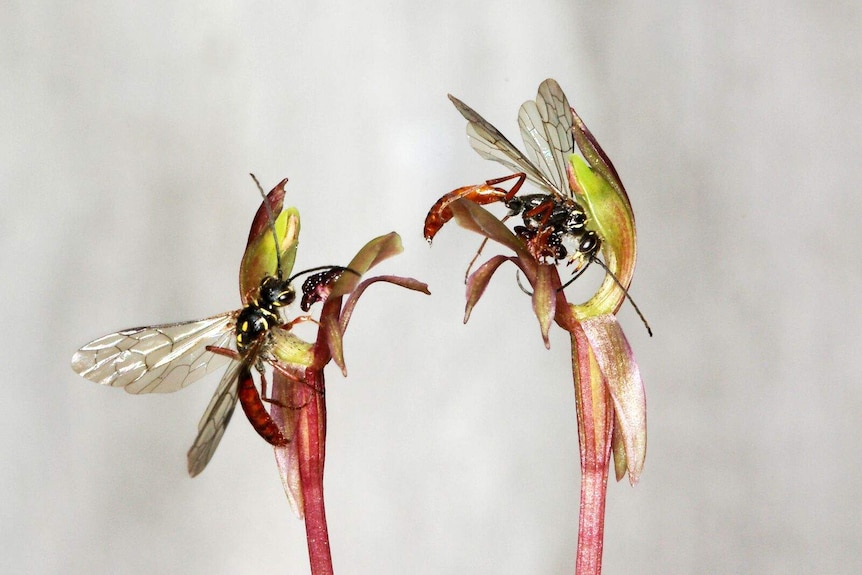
[571,324,613,575]
[295,295,343,575]
[297,367,332,575]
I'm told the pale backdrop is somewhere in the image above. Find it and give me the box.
[3,2,860,574]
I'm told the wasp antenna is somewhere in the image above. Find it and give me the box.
[249,173,284,280]
[590,257,653,337]
[515,269,533,296]
[287,265,360,284]
[558,259,594,291]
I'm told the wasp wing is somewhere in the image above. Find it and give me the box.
[71,313,236,394]
[187,359,243,477]
[449,93,558,195]
[517,79,575,197]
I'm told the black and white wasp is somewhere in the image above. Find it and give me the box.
[424,79,652,334]
[425,78,599,268]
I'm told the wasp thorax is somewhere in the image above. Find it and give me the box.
[565,210,586,230]
[234,275,294,352]
[236,305,278,352]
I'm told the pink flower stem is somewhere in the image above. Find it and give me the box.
[570,323,614,575]
[297,295,343,575]
[297,367,333,575]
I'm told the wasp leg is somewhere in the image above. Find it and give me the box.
[206,345,241,361]
[523,198,557,229]
[270,359,325,397]
[484,172,527,202]
[462,214,515,282]
[259,371,314,412]
[283,315,320,330]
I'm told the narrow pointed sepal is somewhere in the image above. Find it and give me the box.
[532,264,557,349]
[449,199,534,265]
[329,232,404,298]
[464,255,514,324]
[611,416,628,482]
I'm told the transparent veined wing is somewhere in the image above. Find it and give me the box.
[187,359,243,477]
[71,313,237,394]
[448,94,559,195]
[517,79,575,197]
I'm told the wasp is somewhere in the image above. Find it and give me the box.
[72,178,352,475]
[427,80,652,334]
[425,79,600,270]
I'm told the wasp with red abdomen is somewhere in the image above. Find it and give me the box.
[425,79,600,271]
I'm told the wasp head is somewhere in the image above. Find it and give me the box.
[578,231,600,258]
[259,275,296,310]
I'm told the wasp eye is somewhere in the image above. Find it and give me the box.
[505,197,524,215]
[275,286,295,307]
[579,232,599,255]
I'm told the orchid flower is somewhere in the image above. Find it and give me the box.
[237,184,430,575]
[425,79,648,574]
[72,176,427,575]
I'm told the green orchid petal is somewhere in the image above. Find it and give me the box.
[580,314,646,484]
[568,155,636,318]
[240,182,300,302]
[270,327,315,367]
[341,276,430,334]
[565,104,637,321]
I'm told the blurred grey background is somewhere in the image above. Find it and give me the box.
[3,2,860,574]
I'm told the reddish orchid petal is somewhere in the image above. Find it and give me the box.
[449,199,535,267]
[321,300,347,376]
[317,232,422,376]
[532,264,558,349]
[611,415,627,482]
[271,361,310,518]
[463,255,515,323]
[327,275,430,376]
[268,330,316,515]
[340,275,430,333]
[244,178,286,248]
